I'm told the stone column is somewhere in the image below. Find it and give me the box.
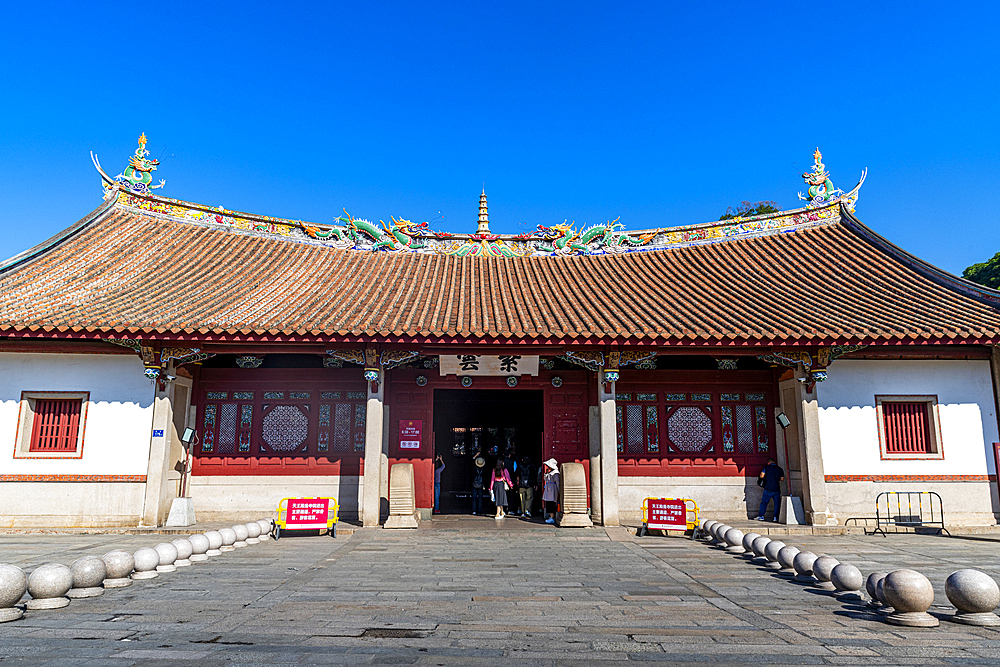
[362,370,385,527]
[141,373,178,527]
[380,404,390,521]
[988,346,1000,520]
[786,369,830,526]
[588,405,603,525]
[598,373,619,526]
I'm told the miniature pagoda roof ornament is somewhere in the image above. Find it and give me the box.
[798,147,845,207]
[90,133,165,197]
[477,189,490,235]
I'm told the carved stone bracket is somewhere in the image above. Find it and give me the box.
[325,349,365,365]
[380,350,420,369]
[757,345,868,384]
[235,355,265,369]
[562,351,604,372]
[620,350,656,367]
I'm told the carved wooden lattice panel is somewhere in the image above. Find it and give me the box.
[333,403,352,452]
[217,403,238,454]
[666,406,713,453]
[735,404,754,453]
[626,404,644,454]
[261,405,309,453]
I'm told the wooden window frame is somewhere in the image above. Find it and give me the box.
[13,391,90,459]
[875,395,943,460]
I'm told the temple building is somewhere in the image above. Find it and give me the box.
[2,139,999,529]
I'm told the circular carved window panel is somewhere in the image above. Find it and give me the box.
[667,406,713,452]
[262,405,309,452]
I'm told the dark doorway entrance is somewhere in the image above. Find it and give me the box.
[433,389,544,514]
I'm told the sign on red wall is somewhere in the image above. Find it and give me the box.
[286,498,329,527]
[399,419,422,450]
[645,498,688,531]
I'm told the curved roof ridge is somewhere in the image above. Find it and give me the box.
[101,183,857,259]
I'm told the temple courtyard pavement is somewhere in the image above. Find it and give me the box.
[2,518,1000,665]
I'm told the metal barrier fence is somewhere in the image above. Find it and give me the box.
[868,491,949,537]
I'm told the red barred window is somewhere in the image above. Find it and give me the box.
[29,398,83,452]
[881,401,933,454]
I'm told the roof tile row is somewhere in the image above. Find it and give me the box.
[0,206,998,344]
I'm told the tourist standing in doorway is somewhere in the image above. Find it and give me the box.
[471,456,487,516]
[754,457,785,522]
[542,458,560,524]
[500,447,519,514]
[491,460,513,519]
[433,454,445,515]
[517,456,535,518]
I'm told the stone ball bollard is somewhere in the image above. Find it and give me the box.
[188,534,210,562]
[741,532,761,559]
[153,542,178,573]
[102,551,134,588]
[0,564,28,622]
[711,524,730,545]
[131,547,160,580]
[245,522,262,544]
[724,528,745,554]
[865,571,888,608]
[204,530,224,556]
[811,556,840,591]
[26,563,73,609]
[751,536,771,561]
[792,551,818,583]
[67,556,106,598]
[945,569,1000,626]
[219,528,238,552]
[171,538,194,567]
[257,519,273,541]
[875,577,895,614]
[763,540,786,570]
[831,563,865,601]
[702,520,718,540]
[232,524,249,548]
[776,545,800,576]
[883,569,939,627]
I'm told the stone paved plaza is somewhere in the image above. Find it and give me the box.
[2,518,1000,665]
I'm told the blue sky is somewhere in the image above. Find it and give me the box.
[1,3,997,275]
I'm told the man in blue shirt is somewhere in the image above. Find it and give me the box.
[754,458,784,523]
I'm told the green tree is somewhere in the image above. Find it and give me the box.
[719,200,781,221]
[963,253,1000,289]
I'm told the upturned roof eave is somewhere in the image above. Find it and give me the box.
[0,196,118,277]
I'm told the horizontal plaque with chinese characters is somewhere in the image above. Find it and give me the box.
[438,355,539,376]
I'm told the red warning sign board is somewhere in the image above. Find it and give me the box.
[286,498,329,528]
[645,498,688,531]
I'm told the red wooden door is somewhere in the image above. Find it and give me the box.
[388,383,434,510]
[544,382,590,504]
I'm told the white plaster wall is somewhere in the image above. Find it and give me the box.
[825,480,994,525]
[0,353,154,475]
[190,475,363,521]
[818,359,997,477]
[0,482,146,528]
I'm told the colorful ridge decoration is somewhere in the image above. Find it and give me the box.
[93,138,868,258]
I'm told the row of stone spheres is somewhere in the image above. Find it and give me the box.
[0,519,275,622]
[697,519,1000,628]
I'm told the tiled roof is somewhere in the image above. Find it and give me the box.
[1,203,999,345]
